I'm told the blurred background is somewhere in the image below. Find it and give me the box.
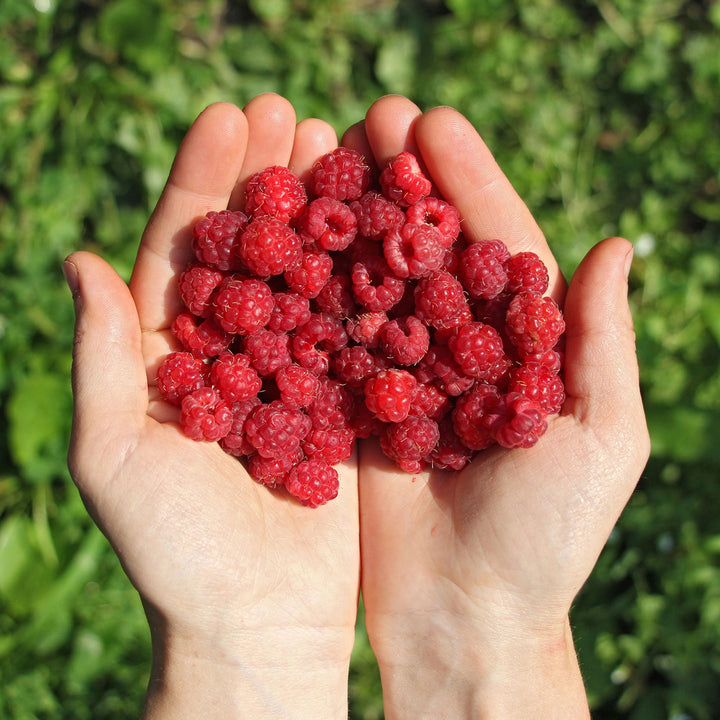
[1,0,719,717]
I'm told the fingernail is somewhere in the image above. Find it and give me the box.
[62,258,79,296]
[623,246,634,279]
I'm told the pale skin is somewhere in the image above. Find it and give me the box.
[65,93,650,719]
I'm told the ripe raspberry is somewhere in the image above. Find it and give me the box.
[310,147,371,202]
[505,251,550,294]
[209,351,262,402]
[303,425,355,465]
[418,345,475,397]
[171,313,233,359]
[244,165,307,224]
[284,250,333,299]
[430,416,474,471]
[345,311,388,348]
[351,255,406,312]
[485,392,548,449]
[241,329,292,378]
[349,393,388,438]
[220,396,262,457]
[192,209,248,271]
[379,315,430,366]
[284,458,339,508]
[383,223,446,279]
[291,312,349,375]
[364,368,417,423]
[248,449,303,488]
[380,416,440,474]
[405,197,460,248]
[414,271,472,330]
[447,321,511,383]
[508,362,565,415]
[244,400,312,459]
[315,272,358,319]
[180,387,233,442]
[379,151,432,207]
[331,345,382,387]
[505,291,565,357]
[267,292,312,333]
[211,277,274,335]
[349,191,405,240]
[523,348,564,374]
[178,264,226,318]
[451,383,503,450]
[459,240,510,300]
[157,351,208,405]
[297,197,358,251]
[307,377,354,429]
[408,380,450,421]
[276,363,321,408]
[236,215,303,278]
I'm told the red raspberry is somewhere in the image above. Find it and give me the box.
[451,383,503,450]
[315,272,358,319]
[505,291,565,357]
[284,459,339,508]
[509,362,565,415]
[303,425,356,465]
[414,271,472,330]
[523,348,564,373]
[331,345,382,387]
[244,165,307,224]
[310,147,371,202]
[267,292,312,333]
[418,345,475,397]
[345,311,388,348]
[405,197,460,248]
[505,251,550,294]
[291,312,349,375]
[241,329,292,378]
[209,351,262,402]
[379,151,432,207]
[447,321,511,383]
[157,351,208,405]
[349,393,388,438]
[383,223,446,279]
[379,315,430,366]
[236,215,303,278]
[178,264,226,318]
[485,392,548,449]
[276,363,321,408]
[220,397,262,457]
[307,377,354,429]
[192,210,248,271]
[408,381,450,420]
[244,400,312,459]
[284,250,333,299]
[349,191,405,240]
[297,197,358,251]
[364,368,417,423]
[380,416,440,474]
[248,449,303,488]
[180,387,233,442]
[211,277,274,335]
[459,240,510,300]
[351,255,406,313]
[171,313,233,359]
[430,416,474,471]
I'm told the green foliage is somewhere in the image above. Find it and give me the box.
[1,0,718,717]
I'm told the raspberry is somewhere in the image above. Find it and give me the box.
[211,277,274,335]
[220,396,262,457]
[349,191,405,240]
[459,240,510,300]
[380,416,440,474]
[244,400,312,459]
[351,255,406,313]
[364,368,417,423]
[383,222,446,279]
[267,292,312,333]
[405,197,460,248]
[236,215,303,278]
[430,417,474,471]
[291,312,348,375]
[192,210,248,271]
[307,377,354,429]
[178,263,226,318]
[303,425,355,465]
[508,362,565,415]
[284,459,340,508]
[284,250,333,299]
[505,291,565,357]
[180,387,233,442]
[349,394,388,438]
[276,363,321,408]
[418,345,475,397]
[379,315,430,366]
[315,272,358,319]
[414,271,472,330]
[408,380,450,420]
[244,165,307,224]
[523,348,564,373]
[209,351,262,402]
[297,197,358,251]
[379,151,432,207]
[157,351,208,405]
[345,311,388,348]
[451,383,503,450]
[241,329,292,378]
[505,251,550,294]
[485,392,547,449]
[447,321,511,384]
[310,147,371,202]
[331,345,382,387]
[248,449,303,488]
[171,313,233,359]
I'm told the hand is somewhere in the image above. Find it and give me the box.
[65,95,359,720]
[344,95,651,719]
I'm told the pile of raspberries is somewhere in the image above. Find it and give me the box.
[156,148,566,507]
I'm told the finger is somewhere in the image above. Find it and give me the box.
[65,251,147,493]
[130,102,249,331]
[340,120,376,170]
[288,117,338,186]
[413,106,565,299]
[363,95,423,167]
[228,93,297,208]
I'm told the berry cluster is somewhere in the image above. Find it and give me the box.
[157,148,566,506]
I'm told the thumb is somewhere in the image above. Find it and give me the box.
[64,251,147,495]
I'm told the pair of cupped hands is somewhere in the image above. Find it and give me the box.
[65,93,650,719]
